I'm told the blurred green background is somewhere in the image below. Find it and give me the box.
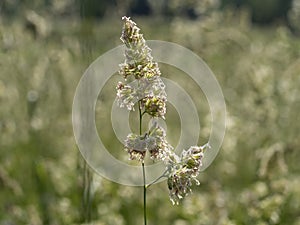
[1,0,300,224]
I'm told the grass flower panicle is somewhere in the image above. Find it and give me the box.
[142,95,166,118]
[119,16,160,80]
[117,16,167,119]
[116,81,136,110]
[147,122,173,161]
[116,17,209,218]
[167,144,210,205]
[124,122,173,162]
[124,133,147,161]
[181,145,206,177]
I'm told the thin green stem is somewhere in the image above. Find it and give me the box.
[146,169,169,188]
[142,162,147,225]
[138,101,142,135]
[138,100,147,225]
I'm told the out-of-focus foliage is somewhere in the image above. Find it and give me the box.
[1,2,300,225]
[221,0,293,23]
[170,9,300,224]
[288,0,300,34]
[1,0,299,26]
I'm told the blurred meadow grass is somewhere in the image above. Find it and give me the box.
[1,2,300,225]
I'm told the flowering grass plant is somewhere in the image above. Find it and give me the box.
[116,16,209,224]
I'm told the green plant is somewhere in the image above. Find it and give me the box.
[116,16,210,224]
